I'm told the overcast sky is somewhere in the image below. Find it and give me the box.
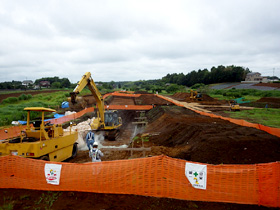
[0,0,280,83]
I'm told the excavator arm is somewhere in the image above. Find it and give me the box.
[70,72,105,129]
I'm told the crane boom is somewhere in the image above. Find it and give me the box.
[70,72,122,137]
[70,72,105,129]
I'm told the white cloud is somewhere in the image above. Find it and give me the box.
[0,0,280,83]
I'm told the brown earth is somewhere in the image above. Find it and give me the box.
[253,83,280,88]
[0,90,67,103]
[1,92,280,209]
[170,92,227,105]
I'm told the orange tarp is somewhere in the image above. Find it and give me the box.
[0,155,279,207]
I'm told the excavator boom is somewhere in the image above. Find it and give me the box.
[70,72,122,139]
[70,72,105,129]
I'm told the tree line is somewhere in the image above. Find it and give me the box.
[162,65,250,87]
[0,65,262,91]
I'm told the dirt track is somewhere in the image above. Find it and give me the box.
[1,92,280,209]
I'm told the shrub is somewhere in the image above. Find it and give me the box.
[2,97,19,104]
[19,94,28,100]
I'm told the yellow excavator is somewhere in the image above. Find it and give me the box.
[228,100,240,111]
[70,72,122,140]
[190,90,202,101]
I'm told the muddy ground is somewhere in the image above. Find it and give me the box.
[1,92,280,209]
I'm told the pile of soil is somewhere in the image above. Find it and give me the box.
[79,94,173,108]
[144,106,280,164]
[135,94,173,105]
[253,83,280,88]
[170,92,226,105]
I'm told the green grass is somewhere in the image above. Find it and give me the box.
[34,192,61,210]
[0,91,70,126]
[0,196,14,210]
[226,108,280,128]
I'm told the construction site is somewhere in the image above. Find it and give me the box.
[1,86,280,209]
[67,91,280,165]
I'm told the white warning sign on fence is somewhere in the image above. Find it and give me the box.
[44,163,62,185]
[185,162,207,190]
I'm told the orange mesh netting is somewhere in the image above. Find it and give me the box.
[0,155,279,207]
[104,105,153,110]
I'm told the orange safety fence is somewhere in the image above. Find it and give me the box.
[47,107,95,125]
[156,95,280,138]
[104,92,141,98]
[105,104,153,110]
[0,155,279,207]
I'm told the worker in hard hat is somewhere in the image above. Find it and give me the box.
[85,130,95,150]
[89,142,104,162]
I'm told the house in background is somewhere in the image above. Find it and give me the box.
[22,80,33,87]
[244,72,268,83]
[39,81,51,88]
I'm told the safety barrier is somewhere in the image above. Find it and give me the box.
[104,92,141,98]
[105,104,153,110]
[0,155,279,207]
[156,95,280,138]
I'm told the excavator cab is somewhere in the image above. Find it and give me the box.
[105,110,122,127]
[190,90,203,101]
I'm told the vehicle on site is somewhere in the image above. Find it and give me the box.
[228,100,240,111]
[70,72,122,140]
[0,107,78,161]
[190,90,202,101]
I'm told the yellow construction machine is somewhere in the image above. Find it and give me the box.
[0,107,78,161]
[228,100,240,111]
[70,72,122,140]
[190,90,202,101]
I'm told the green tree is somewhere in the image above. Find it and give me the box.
[51,82,61,89]
[166,84,180,93]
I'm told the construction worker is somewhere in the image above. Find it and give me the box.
[85,130,95,150]
[89,142,104,162]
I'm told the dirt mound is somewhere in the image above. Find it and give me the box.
[170,92,225,105]
[109,96,135,105]
[135,94,173,105]
[253,83,280,88]
[82,94,97,105]
[144,106,280,164]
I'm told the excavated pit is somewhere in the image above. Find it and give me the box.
[1,92,280,209]
[69,94,280,165]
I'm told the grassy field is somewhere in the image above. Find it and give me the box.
[0,91,69,127]
[226,108,280,128]
[0,89,279,128]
